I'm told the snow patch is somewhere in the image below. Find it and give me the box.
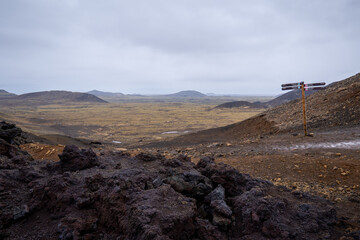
[276,140,360,150]
[161,130,191,135]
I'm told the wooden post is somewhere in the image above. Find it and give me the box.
[281,81,325,136]
[301,83,307,136]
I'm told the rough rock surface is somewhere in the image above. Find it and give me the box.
[0,121,48,146]
[0,122,355,239]
[0,121,22,145]
[1,146,348,239]
[58,145,99,171]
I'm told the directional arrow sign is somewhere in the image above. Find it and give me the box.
[280,81,326,136]
[281,86,301,90]
[305,82,326,87]
[281,82,303,87]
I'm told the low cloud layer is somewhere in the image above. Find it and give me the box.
[1,0,359,95]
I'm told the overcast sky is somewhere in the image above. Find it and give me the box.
[0,0,359,95]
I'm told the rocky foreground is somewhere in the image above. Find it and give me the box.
[0,122,356,239]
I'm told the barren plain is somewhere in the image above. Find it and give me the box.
[0,97,266,146]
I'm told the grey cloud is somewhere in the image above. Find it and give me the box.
[0,0,359,95]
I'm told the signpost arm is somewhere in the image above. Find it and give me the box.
[281,81,325,136]
[301,83,307,136]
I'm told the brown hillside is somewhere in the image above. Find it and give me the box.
[267,73,360,131]
[169,73,360,145]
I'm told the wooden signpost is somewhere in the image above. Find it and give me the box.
[281,81,325,136]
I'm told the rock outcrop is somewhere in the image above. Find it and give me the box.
[0,139,345,239]
[58,145,99,171]
[0,121,22,145]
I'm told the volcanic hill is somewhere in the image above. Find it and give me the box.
[87,90,125,97]
[0,90,107,106]
[0,90,16,98]
[166,90,206,98]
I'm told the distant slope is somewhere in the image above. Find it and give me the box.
[265,89,316,107]
[215,101,266,109]
[87,90,125,97]
[166,90,206,98]
[165,73,360,145]
[0,89,16,98]
[0,91,107,106]
[215,89,316,109]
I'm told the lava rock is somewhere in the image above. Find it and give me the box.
[164,170,213,199]
[195,218,227,240]
[197,158,248,196]
[13,204,29,220]
[58,145,98,171]
[204,185,225,203]
[135,152,160,162]
[0,121,22,145]
[0,125,345,239]
[0,139,19,158]
[0,139,33,163]
[210,200,232,218]
[163,158,182,167]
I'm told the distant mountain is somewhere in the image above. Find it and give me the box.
[87,90,125,97]
[0,89,16,98]
[127,94,145,96]
[166,90,206,98]
[0,91,107,106]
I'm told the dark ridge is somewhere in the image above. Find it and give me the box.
[0,89,16,98]
[215,100,266,109]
